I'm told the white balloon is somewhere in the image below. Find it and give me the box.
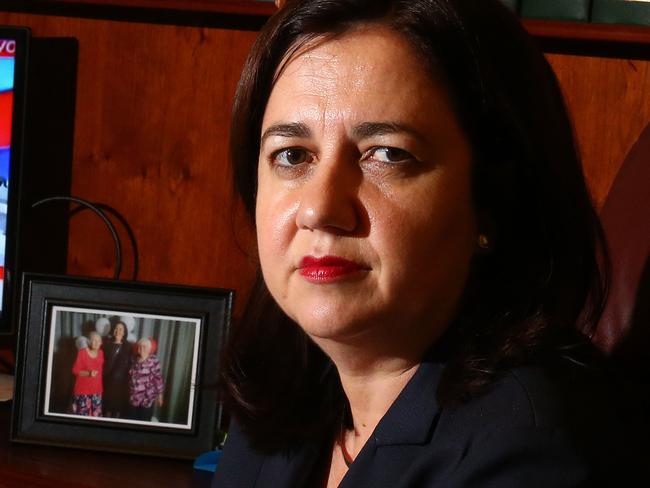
[95,317,111,336]
[75,336,89,350]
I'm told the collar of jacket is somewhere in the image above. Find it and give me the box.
[371,358,444,447]
[246,357,446,487]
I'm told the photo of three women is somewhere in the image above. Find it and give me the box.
[70,321,164,422]
[47,308,195,428]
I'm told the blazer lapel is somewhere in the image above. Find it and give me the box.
[339,360,444,488]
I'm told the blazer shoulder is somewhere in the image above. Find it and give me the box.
[442,362,612,434]
[212,422,265,487]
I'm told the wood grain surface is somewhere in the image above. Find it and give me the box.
[547,53,650,208]
[11,0,278,17]
[0,12,259,318]
[525,18,650,44]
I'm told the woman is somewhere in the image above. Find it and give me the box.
[71,331,104,417]
[215,0,641,486]
[128,337,164,421]
[102,320,131,417]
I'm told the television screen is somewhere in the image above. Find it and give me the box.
[0,27,29,334]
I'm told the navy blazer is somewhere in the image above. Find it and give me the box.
[213,358,642,487]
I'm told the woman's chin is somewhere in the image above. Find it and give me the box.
[290,307,380,345]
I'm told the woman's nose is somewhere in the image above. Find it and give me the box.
[295,158,359,234]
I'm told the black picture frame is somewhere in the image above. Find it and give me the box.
[11,273,233,459]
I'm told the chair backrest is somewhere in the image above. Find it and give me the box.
[594,121,650,369]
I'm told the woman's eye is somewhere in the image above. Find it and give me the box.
[366,147,414,164]
[272,148,310,167]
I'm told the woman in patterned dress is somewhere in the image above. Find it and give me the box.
[127,337,164,421]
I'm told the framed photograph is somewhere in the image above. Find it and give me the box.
[11,273,233,459]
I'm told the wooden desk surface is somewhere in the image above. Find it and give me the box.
[0,401,213,488]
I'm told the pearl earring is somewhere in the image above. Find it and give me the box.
[478,234,490,250]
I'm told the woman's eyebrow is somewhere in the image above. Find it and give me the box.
[352,121,425,143]
[260,121,426,145]
[261,122,311,144]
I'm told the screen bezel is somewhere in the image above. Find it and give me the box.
[0,26,30,335]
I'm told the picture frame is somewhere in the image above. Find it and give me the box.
[11,273,233,459]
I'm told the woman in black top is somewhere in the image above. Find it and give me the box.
[214,0,646,486]
[102,320,131,418]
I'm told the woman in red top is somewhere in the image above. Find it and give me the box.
[71,331,104,416]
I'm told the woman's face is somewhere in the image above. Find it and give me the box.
[137,340,151,359]
[114,323,125,342]
[89,333,102,351]
[256,27,477,353]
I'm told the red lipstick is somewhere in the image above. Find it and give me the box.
[298,256,366,283]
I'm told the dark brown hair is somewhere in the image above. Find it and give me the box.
[222,0,607,452]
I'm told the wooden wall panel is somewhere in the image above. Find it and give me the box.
[0,12,259,315]
[547,53,650,209]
